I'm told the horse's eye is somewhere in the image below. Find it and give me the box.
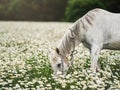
[57,63,61,68]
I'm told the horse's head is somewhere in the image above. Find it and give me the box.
[49,48,69,78]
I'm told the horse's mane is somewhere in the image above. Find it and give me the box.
[57,9,101,55]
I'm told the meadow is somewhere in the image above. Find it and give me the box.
[0,21,119,90]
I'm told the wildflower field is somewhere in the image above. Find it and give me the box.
[0,21,120,90]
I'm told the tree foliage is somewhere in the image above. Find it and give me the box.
[0,0,120,21]
[65,0,120,22]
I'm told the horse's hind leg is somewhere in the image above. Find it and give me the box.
[90,44,102,72]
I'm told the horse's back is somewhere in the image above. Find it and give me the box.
[84,9,120,50]
[94,9,120,50]
[81,8,120,31]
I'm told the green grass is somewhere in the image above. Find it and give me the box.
[0,22,119,90]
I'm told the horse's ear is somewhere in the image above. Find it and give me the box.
[56,48,60,55]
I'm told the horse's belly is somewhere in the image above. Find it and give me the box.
[103,42,120,50]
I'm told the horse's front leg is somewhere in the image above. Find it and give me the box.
[90,44,102,72]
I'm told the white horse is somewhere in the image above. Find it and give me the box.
[49,8,120,77]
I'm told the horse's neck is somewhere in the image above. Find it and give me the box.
[58,30,74,56]
[58,20,85,56]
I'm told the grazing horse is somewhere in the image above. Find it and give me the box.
[49,8,120,77]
